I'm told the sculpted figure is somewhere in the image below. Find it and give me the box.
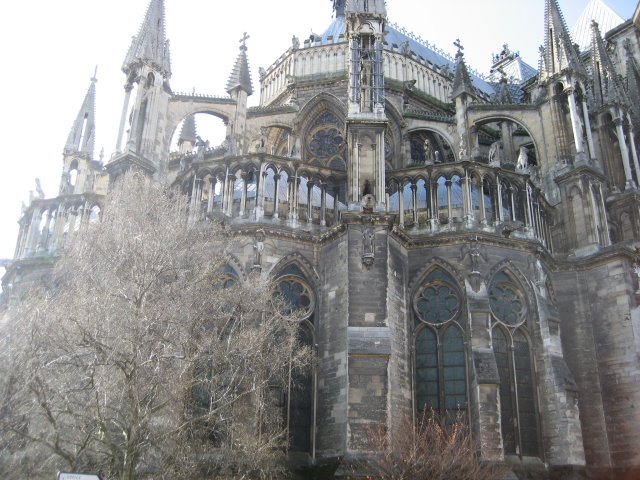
[488,141,501,164]
[517,146,528,170]
[423,138,435,163]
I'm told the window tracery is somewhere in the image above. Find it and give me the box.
[413,268,467,420]
[489,270,539,457]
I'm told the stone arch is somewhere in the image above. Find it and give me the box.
[409,256,465,296]
[486,259,536,310]
[406,126,456,166]
[268,252,319,287]
[469,113,541,167]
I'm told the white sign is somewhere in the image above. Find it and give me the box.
[57,473,101,480]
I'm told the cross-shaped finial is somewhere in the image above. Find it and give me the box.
[240,32,250,50]
[453,38,464,53]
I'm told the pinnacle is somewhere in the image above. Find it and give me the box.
[226,34,254,96]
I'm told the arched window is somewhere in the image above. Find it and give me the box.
[414,268,467,420]
[274,265,315,454]
[489,271,539,457]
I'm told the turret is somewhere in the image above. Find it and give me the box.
[539,0,594,164]
[451,43,476,161]
[60,73,103,196]
[110,0,173,177]
[344,0,387,209]
[590,22,640,190]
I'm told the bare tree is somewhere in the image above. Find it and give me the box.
[0,172,309,480]
[354,411,508,480]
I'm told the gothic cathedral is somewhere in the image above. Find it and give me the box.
[5,0,640,478]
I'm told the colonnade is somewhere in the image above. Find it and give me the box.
[15,197,102,259]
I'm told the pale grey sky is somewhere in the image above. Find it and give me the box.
[0,0,634,269]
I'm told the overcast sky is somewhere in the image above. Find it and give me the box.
[0,0,634,268]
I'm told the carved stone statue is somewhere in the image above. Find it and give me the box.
[196,135,206,161]
[458,137,467,159]
[423,138,435,164]
[292,35,300,49]
[35,178,45,199]
[517,146,529,170]
[253,240,264,267]
[488,141,501,164]
[362,226,375,267]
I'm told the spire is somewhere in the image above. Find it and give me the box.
[451,41,475,99]
[625,40,640,121]
[345,0,386,15]
[332,0,346,17]
[226,33,253,96]
[590,21,630,108]
[65,70,97,157]
[178,114,197,146]
[123,0,171,79]
[541,0,587,79]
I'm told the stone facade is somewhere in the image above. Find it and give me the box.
[4,0,640,478]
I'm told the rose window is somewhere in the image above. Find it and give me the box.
[489,283,525,325]
[415,281,461,324]
[309,128,344,158]
[275,276,314,320]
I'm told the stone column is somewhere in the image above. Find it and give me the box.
[626,115,640,186]
[614,117,636,190]
[116,84,133,153]
[207,178,216,214]
[398,184,405,228]
[566,88,585,155]
[581,96,596,161]
[320,183,327,226]
[496,178,504,223]
[273,173,281,219]
[411,183,418,227]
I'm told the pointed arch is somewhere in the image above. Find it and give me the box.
[268,252,319,287]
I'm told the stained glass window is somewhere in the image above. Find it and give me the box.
[414,269,461,326]
[493,327,539,457]
[414,269,466,420]
[275,276,314,320]
[489,272,526,325]
[288,325,313,452]
[276,268,315,454]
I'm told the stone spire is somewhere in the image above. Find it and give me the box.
[178,114,197,146]
[345,0,386,15]
[226,33,253,96]
[65,70,97,157]
[451,41,475,99]
[122,0,171,79]
[540,0,587,79]
[590,21,630,108]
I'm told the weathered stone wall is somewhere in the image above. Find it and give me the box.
[556,256,640,471]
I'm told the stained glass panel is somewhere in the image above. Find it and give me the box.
[493,327,516,454]
[415,327,439,413]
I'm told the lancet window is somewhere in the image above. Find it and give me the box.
[413,268,467,420]
[274,264,315,453]
[489,271,539,457]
